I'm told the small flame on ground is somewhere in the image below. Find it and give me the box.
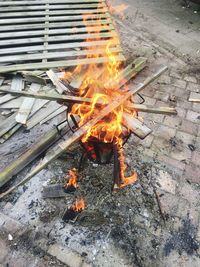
[71,198,86,212]
[65,168,78,189]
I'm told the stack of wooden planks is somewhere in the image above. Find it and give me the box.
[0,0,124,73]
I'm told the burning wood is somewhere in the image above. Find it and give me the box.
[0,0,177,199]
[63,198,86,222]
[65,168,78,193]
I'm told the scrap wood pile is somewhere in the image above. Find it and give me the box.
[0,0,177,199]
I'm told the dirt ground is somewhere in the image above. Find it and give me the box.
[0,1,200,267]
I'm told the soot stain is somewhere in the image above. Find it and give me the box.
[164,218,199,256]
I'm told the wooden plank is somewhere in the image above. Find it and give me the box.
[122,112,152,139]
[0,55,125,73]
[0,47,122,64]
[16,83,41,124]
[0,31,116,46]
[0,39,118,56]
[0,88,104,105]
[0,0,105,5]
[0,121,70,188]
[26,102,61,130]
[0,3,106,12]
[0,8,108,18]
[0,113,18,138]
[40,106,67,124]
[0,25,114,39]
[0,75,24,104]
[0,13,109,25]
[46,70,70,93]
[189,92,200,103]
[127,103,177,115]
[0,97,23,109]
[0,19,112,33]
[0,124,22,144]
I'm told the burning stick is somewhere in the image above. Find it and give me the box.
[0,65,167,199]
[62,198,86,222]
[64,168,78,193]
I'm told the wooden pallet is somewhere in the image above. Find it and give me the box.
[0,0,125,73]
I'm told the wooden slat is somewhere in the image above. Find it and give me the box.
[0,25,114,39]
[0,55,125,73]
[0,19,112,33]
[0,32,116,46]
[0,3,106,12]
[0,39,119,56]
[123,112,152,139]
[0,13,109,25]
[0,0,122,72]
[0,47,122,64]
[16,83,41,124]
[0,0,105,5]
[0,8,108,18]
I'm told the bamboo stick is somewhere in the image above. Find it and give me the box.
[0,65,167,199]
[0,121,69,188]
[127,103,177,115]
[189,92,200,103]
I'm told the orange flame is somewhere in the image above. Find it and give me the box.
[64,2,137,189]
[66,168,78,189]
[71,198,86,212]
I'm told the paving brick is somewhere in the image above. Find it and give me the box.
[170,146,192,162]
[176,107,187,119]
[157,154,186,171]
[192,103,200,113]
[159,84,176,95]
[158,192,187,217]
[141,95,156,105]
[174,87,190,99]
[184,164,200,184]
[0,239,8,264]
[170,69,183,79]
[195,137,200,152]
[177,98,192,109]
[154,91,169,102]
[178,182,199,206]
[156,170,177,194]
[179,120,198,136]
[176,131,196,145]
[48,244,92,267]
[186,110,200,123]
[171,78,187,89]
[187,82,200,92]
[157,75,171,85]
[0,213,23,235]
[184,75,198,83]
[140,134,154,148]
[191,151,200,166]
[154,125,176,139]
[163,116,182,129]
